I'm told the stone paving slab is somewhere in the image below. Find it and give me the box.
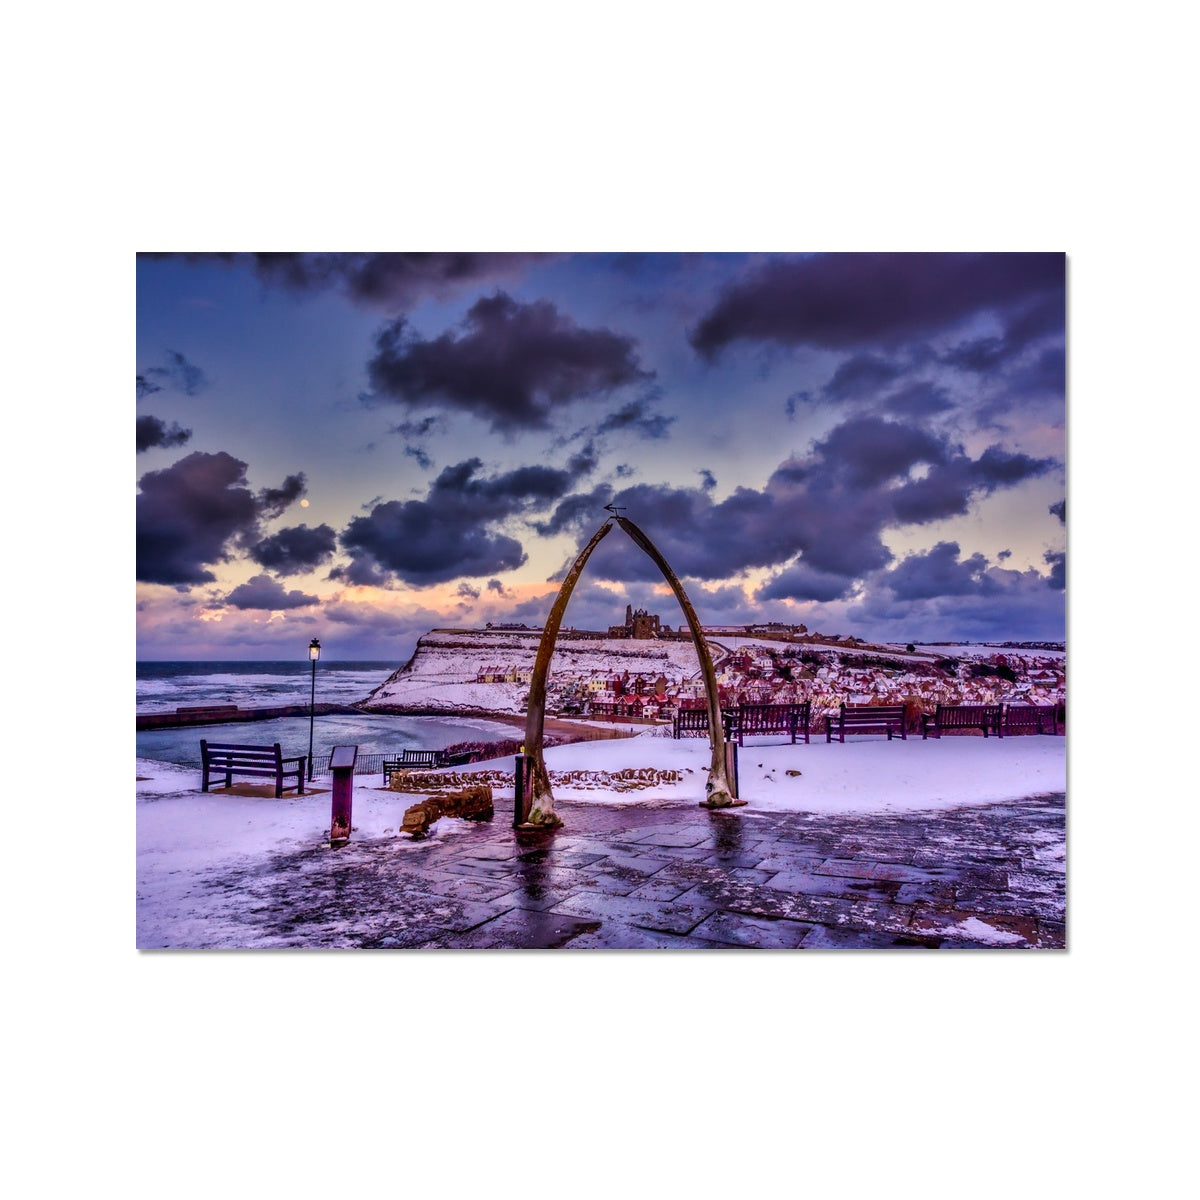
[551,889,719,936]
[688,911,813,949]
[675,881,920,935]
[421,908,600,950]
[765,869,901,902]
[158,792,1065,949]
[625,878,695,903]
[561,922,735,950]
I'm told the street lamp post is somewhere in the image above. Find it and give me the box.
[307,638,321,781]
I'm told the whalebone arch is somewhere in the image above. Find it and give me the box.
[520,514,738,829]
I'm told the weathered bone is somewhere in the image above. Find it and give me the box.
[520,515,737,829]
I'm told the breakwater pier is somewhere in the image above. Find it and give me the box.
[137,702,363,731]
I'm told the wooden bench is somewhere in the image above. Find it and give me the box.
[382,749,448,778]
[200,740,306,798]
[672,708,737,740]
[826,704,907,742]
[921,703,1002,739]
[736,702,812,745]
[998,704,1057,736]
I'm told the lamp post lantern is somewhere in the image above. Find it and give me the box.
[307,638,321,781]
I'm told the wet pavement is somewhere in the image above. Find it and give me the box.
[183,793,1066,950]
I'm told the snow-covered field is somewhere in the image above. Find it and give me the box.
[137,730,1066,925]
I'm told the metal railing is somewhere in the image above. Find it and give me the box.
[308,752,394,780]
[307,751,490,779]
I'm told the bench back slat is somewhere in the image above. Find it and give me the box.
[202,741,283,756]
[839,706,904,719]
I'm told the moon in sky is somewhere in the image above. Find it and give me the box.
[300,499,309,507]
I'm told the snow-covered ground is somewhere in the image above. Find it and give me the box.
[138,731,1066,918]
[362,630,711,715]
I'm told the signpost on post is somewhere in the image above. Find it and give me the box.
[329,744,358,848]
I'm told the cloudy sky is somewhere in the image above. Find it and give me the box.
[136,252,1066,661]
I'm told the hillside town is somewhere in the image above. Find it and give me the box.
[361,605,1066,725]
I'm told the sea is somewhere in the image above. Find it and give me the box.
[136,661,518,768]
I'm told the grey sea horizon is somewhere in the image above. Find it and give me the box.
[135,660,519,767]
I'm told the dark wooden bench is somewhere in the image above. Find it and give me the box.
[672,708,737,740]
[200,740,306,798]
[826,704,907,742]
[382,749,448,778]
[998,704,1057,736]
[922,703,1002,738]
[736,702,812,745]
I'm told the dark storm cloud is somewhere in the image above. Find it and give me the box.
[137,452,305,585]
[251,252,550,310]
[815,416,947,488]
[883,380,954,417]
[225,574,319,610]
[429,457,575,505]
[136,374,162,400]
[594,395,675,439]
[793,358,956,424]
[939,336,1010,372]
[698,469,717,491]
[883,542,995,600]
[889,444,1057,525]
[972,446,1056,487]
[257,473,307,518]
[405,444,432,469]
[550,416,1059,590]
[248,523,338,575]
[566,441,600,478]
[146,252,550,311]
[136,414,192,453]
[1050,499,1066,524]
[756,563,855,603]
[336,503,526,586]
[391,416,444,439]
[457,582,481,600]
[1044,549,1066,589]
[532,484,614,537]
[942,289,1067,373]
[690,252,1065,358]
[141,350,209,396]
[487,578,511,597]
[845,543,1067,641]
[334,456,582,586]
[364,293,652,433]
[822,354,905,402]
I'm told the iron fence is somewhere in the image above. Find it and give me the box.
[308,752,394,780]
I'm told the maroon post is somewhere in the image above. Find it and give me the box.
[329,744,358,848]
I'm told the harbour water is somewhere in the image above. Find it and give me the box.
[136,661,518,767]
